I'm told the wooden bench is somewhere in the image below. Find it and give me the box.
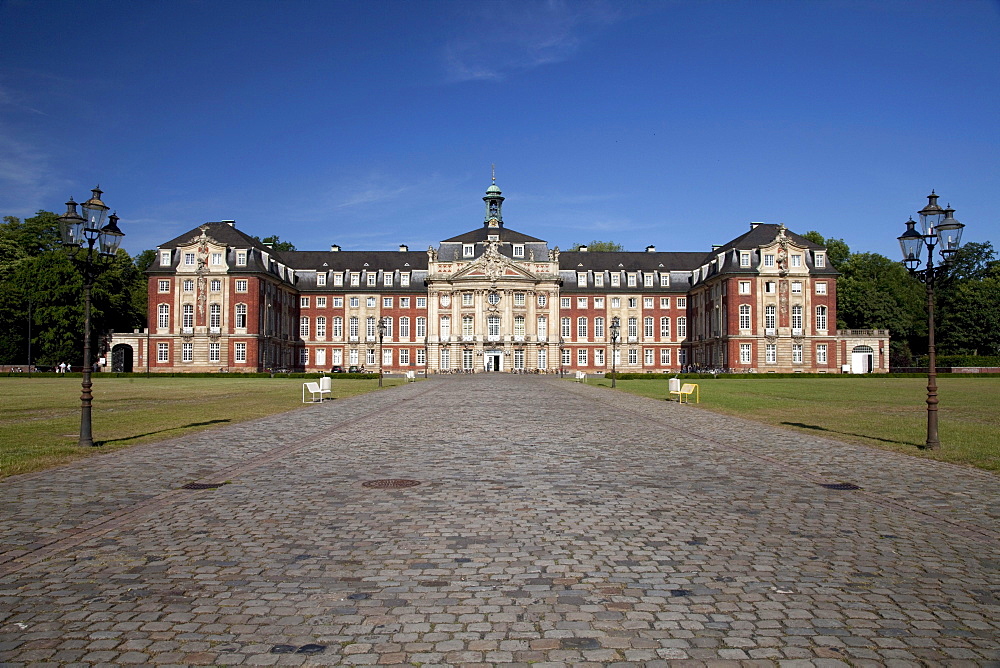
[669,382,699,403]
[302,381,330,403]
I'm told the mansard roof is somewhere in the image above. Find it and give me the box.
[279,250,428,271]
[714,223,823,254]
[159,221,269,252]
[559,251,705,272]
[442,225,545,244]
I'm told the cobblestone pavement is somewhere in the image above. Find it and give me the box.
[1,374,998,667]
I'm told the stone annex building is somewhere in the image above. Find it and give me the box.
[110,179,888,374]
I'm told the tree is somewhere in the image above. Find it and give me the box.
[836,252,926,347]
[253,235,296,251]
[935,241,1000,355]
[802,231,850,269]
[571,240,624,252]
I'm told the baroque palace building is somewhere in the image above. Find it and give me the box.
[110,179,888,374]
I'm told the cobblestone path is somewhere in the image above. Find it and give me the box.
[1,374,997,666]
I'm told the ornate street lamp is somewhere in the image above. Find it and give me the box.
[897,191,965,450]
[376,316,387,387]
[58,187,125,447]
[609,316,621,388]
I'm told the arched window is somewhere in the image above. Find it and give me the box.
[816,305,828,330]
[764,305,776,329]
[514,315,526,336]
[235,303,247,328]
[157,303,169,328]
[739,304,751,330]
[209,303,221,329]
[182,304,194,328]
[791,305,803,330]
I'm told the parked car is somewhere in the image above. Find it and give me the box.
[331,365,344,373]
[348,365,360,373]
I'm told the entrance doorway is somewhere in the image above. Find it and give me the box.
[111,344,133,373]
[485,351,503,372]
[851,345,874,374]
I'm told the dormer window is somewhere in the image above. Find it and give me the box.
[400,273,410,287]
[740,252,751,267]
[367,273,377,286]
[610,273,621,287]
[643,274,654,287]
[160,250,171,266]
[513,244,524,258]
[463,244,474,258]
[815,252,826,268]
[317,273,327,286]
[660,274,670,287]
[791,255,802,267]
[236,251,247,266]
[764,254,775,267]
[488,234,499,242]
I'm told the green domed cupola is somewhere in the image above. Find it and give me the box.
[483,167,504,228]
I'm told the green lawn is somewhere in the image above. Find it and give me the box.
[588,376,1000,472]
[0,376,403,479]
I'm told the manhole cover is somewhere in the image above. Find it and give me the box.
[820,482,861,491]
[362,479,420,489]
[181,482,229,490]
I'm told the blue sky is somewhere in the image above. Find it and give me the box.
[1,0,997,260]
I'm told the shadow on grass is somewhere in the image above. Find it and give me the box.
[780,422,920,447]
[96,419,232,446]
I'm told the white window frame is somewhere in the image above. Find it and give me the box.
[157,342,169,362]
[235,342,247,363]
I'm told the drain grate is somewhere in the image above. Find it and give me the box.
[820,482,861,491]
[362,479,420,489]
[181,482,229,490]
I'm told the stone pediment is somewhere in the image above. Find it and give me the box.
[450,243,540,283]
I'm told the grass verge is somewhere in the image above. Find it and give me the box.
[588,376,1000,472]
[0,376,404,479]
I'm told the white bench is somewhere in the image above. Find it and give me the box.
[405,371,416,382]
[302,380,331,403]
[669,382,699,403]
[575,371,587,382]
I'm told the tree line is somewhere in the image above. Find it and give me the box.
[0,216,996,368]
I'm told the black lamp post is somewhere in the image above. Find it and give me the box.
[377,316,387,387]
[58,187,125,447]
[558,338,565,377]
[897,191,964,451]
[610,315,621,388]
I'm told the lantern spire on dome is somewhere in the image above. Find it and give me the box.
[483,166,504,227]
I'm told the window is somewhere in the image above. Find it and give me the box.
[236,251,247,266]
[367,316,377,338]
[562,348,571,365]
[791,255,802,268]
[400,317,410,338]
[594,297,604,308]
[816,305,828,330]
[644,317,654,338]
[628,348,638,364]
[561,317,571,338]
[816,282,827,295]
[577,297,587,308]
[739,281,751,294]
[677,297,687,308]
[416,348,425,365]
[764,254,775,267]
[644,274,654,287]
[513,349,524,370]
[594,274,604,287]
[740,343,752,364]
[400,297,409,308]
[514,293,526,306]
[660,297,670,308]
[462,315,474,336]
[160,251,171,266]
[611,297,621,308]
[384,297,393,308]
[817,344,828,364]
[462,292,474,306]
[210,304,221,329]
[595,349,604,365]
[792,305,803,331]
[383,348,393,366]
[209,342,220,363]
[791,281,802,294]
[538,294,547,307]
[610,273,620,287]
[792,344,803,363]
[349,349,359,365]
[660,317,670,337]
[210,279,221,292]
[764,281,776,294]
[740,252,752,267]
[514,315,525,336]
[440,348,450,369]
[350,273,360,286]
[317,273,326,286]
[333,273,344,286]
[660,274,670,287]
[300,317,310,337]
[184,252,196,266]
[333,297,343,307]
[577,349,588,365]
[400,273,410,287]
[182,304,194,329]
[627,317,638,338]
[595,317,605,338]
[316,317,326,339]
[677,317,687,339]
[317,297,327,307]
[157,342,169,362]
[488,315,500,337]
[235,342,247,363]
[537,315,547,339]
[301,297,310,307]
[366,296,376,308]
[463,244,474,257]
[182,342,193,362]
[400,349,410,365]
[538,348,548,368]
[333,317,343,338]
[644,348,654,365]
[183,279,194,292]
[765,343,776,364]
[461,348,473,370]
[577,273,587,287]
[416,317,426,337]
[678,349,687,365]
[158,280,170,293]
[157,304,169,328]
[235,304,247,328]
[300,349,310,366]
[660,348,671,365]
[765,305,776,329]
[235,279,248,293]
[349,297,359,308]
[644,297,654,309]
[367,349,376,365]
[739,304,751,330]
[367,273,377,287]
[628,298,637,308]
[440,315,451,338]
[332,349,342,365]
[577,317,588,338]
[384,273,393,286]
[349,316,359,338]
[627,273,637,287]
[815,252,826,268]
[513,244,524,258]
[561,297,571,308]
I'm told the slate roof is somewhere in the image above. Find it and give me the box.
[442,225,545,244]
